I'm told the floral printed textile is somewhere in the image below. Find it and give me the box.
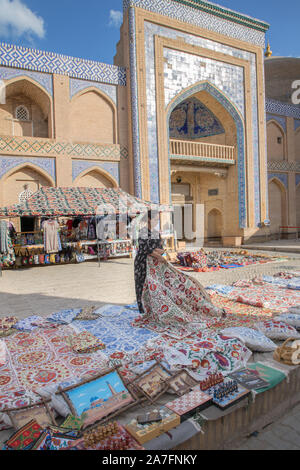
[255,320,300,340]
[6,419,43,450]
[221,327,277,352]
[140,257,224,329]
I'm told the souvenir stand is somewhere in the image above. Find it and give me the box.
[0,187,174,269]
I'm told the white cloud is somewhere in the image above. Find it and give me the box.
[0,0,45,40]
[108,10,123,28]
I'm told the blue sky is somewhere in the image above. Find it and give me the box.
[0,0,299,64]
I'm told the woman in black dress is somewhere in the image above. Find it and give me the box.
[134,211,165,313]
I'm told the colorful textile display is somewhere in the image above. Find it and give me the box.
[67,331,106,354]
[74,306,99,321]
[221,327,277,352]
[0,325,108,399]
[13,315,44,332]
[138,257,224,334]
[5,419,43,450]
[255,320,300,340]
[46,309,81,325]
[74,305,158,357]
[274,314,300,329]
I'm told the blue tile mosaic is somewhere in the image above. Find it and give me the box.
[69,79,117,104]
[0,42,126,86]
[296,174,300,187]
[72,160,120,183]
[169,96,225,139]
[0,155,56,181]
[123,0,267,47]
[266,99,300,120]
[0,65,53,96]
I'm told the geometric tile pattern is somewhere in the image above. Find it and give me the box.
[268,172,288,189]
[266,99,300,119]
[0,42,126,86]
[0,135,128,161]
[0,156,55,180]
[268,160,300,172]
[72,160,120,183]
[69,78,117,103]
[0,65,53,96]
[123,0,267,46]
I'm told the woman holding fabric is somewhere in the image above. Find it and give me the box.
[134,210,165,313]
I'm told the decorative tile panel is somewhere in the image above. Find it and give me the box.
[0,135,127,161]
[266,99,300,119]
[123,0,267,46]
[0,43,126,86]
[169,96,225,139]
[69,78,117,103]
[72,160,120,183]
[0,155,55,180]
[268,172,288,189]
[268,160,300,172]
[128,7,142,197]
[0,65,53,96]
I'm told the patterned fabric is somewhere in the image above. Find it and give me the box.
[255,320,300,340]
[0,325,108,397]
[0,220,15,267]
[138,257,224,335]
[0,317,18,337]
[67,331,106,354]
[0,187,171,217]
[48,436,77,450]
[74,307,99,321]
[46,309,81,325]
[74,306,158,357]
[134,229,163,313]
[221,327,277,352]
[13,316,44,332]
[262,275,300,291]
[274,314,300,329]
[6,419,43,450]
[61,414,83,431]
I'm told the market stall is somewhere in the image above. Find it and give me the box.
[0,186,173,270]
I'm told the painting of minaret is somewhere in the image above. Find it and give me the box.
[65,370,134,428]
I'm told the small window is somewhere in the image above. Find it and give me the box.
[15,105,29,121]
[277,137,282,144]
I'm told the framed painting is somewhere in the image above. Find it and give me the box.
[167,370,199,397]
[131,362,172,403]
[5,399,56,430]
[59,367,137,429]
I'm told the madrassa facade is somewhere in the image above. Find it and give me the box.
[0,0,299,245]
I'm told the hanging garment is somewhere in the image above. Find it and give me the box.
[0,220,15,266]
[43,219,60,254]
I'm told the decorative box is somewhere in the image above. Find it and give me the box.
[205,378,251,410]
[71,423,143,450]
[125,406,180,445]
[165,390,212,422]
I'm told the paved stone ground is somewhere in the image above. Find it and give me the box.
[1,248,300,449]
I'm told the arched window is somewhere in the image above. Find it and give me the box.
[15,105,29,121]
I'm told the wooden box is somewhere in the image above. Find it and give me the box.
[125,406,180,445]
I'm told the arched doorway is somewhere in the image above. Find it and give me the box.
[74,168,118,189]
[207,209,223,239]
[2,164,54,232]
[268,178,287,235]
